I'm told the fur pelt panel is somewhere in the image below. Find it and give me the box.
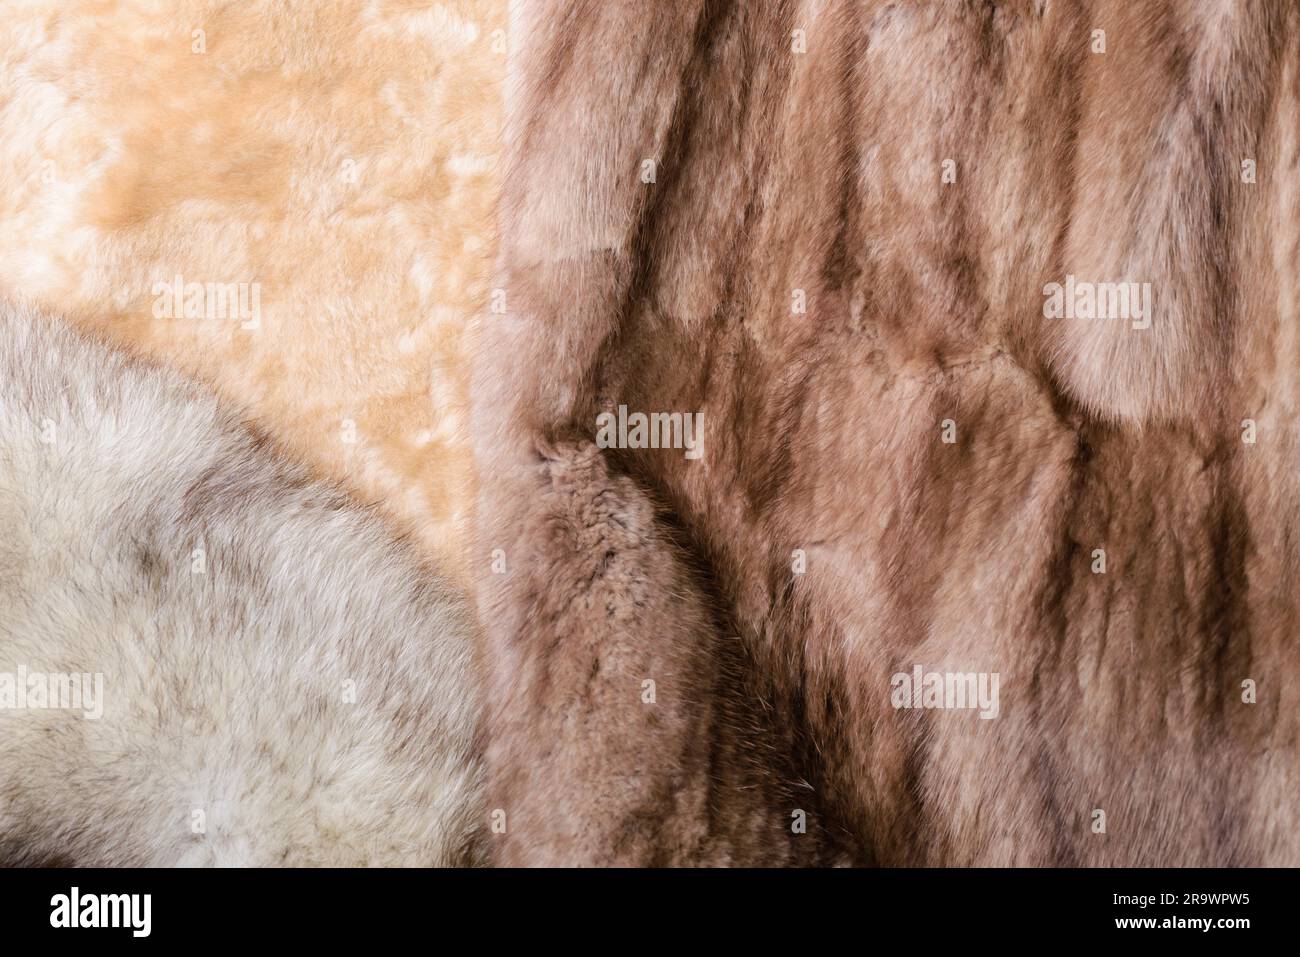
[475,0,1300,865]
[0,302,484,866]
[0,0,505,584]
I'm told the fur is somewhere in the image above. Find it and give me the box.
[474,0,1300,865]
[0,301,484,866]
[0,0,505,585]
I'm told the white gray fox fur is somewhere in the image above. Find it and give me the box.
[0,301,484,866]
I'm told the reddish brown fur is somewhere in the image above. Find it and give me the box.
[473,0,1300,865]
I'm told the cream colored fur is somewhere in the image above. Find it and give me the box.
[0,0,505,585]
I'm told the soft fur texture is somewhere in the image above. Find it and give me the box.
[5,0,1297,870]
[0,302,483,866]
[475,0,1300,865]
[0,0,505,584]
